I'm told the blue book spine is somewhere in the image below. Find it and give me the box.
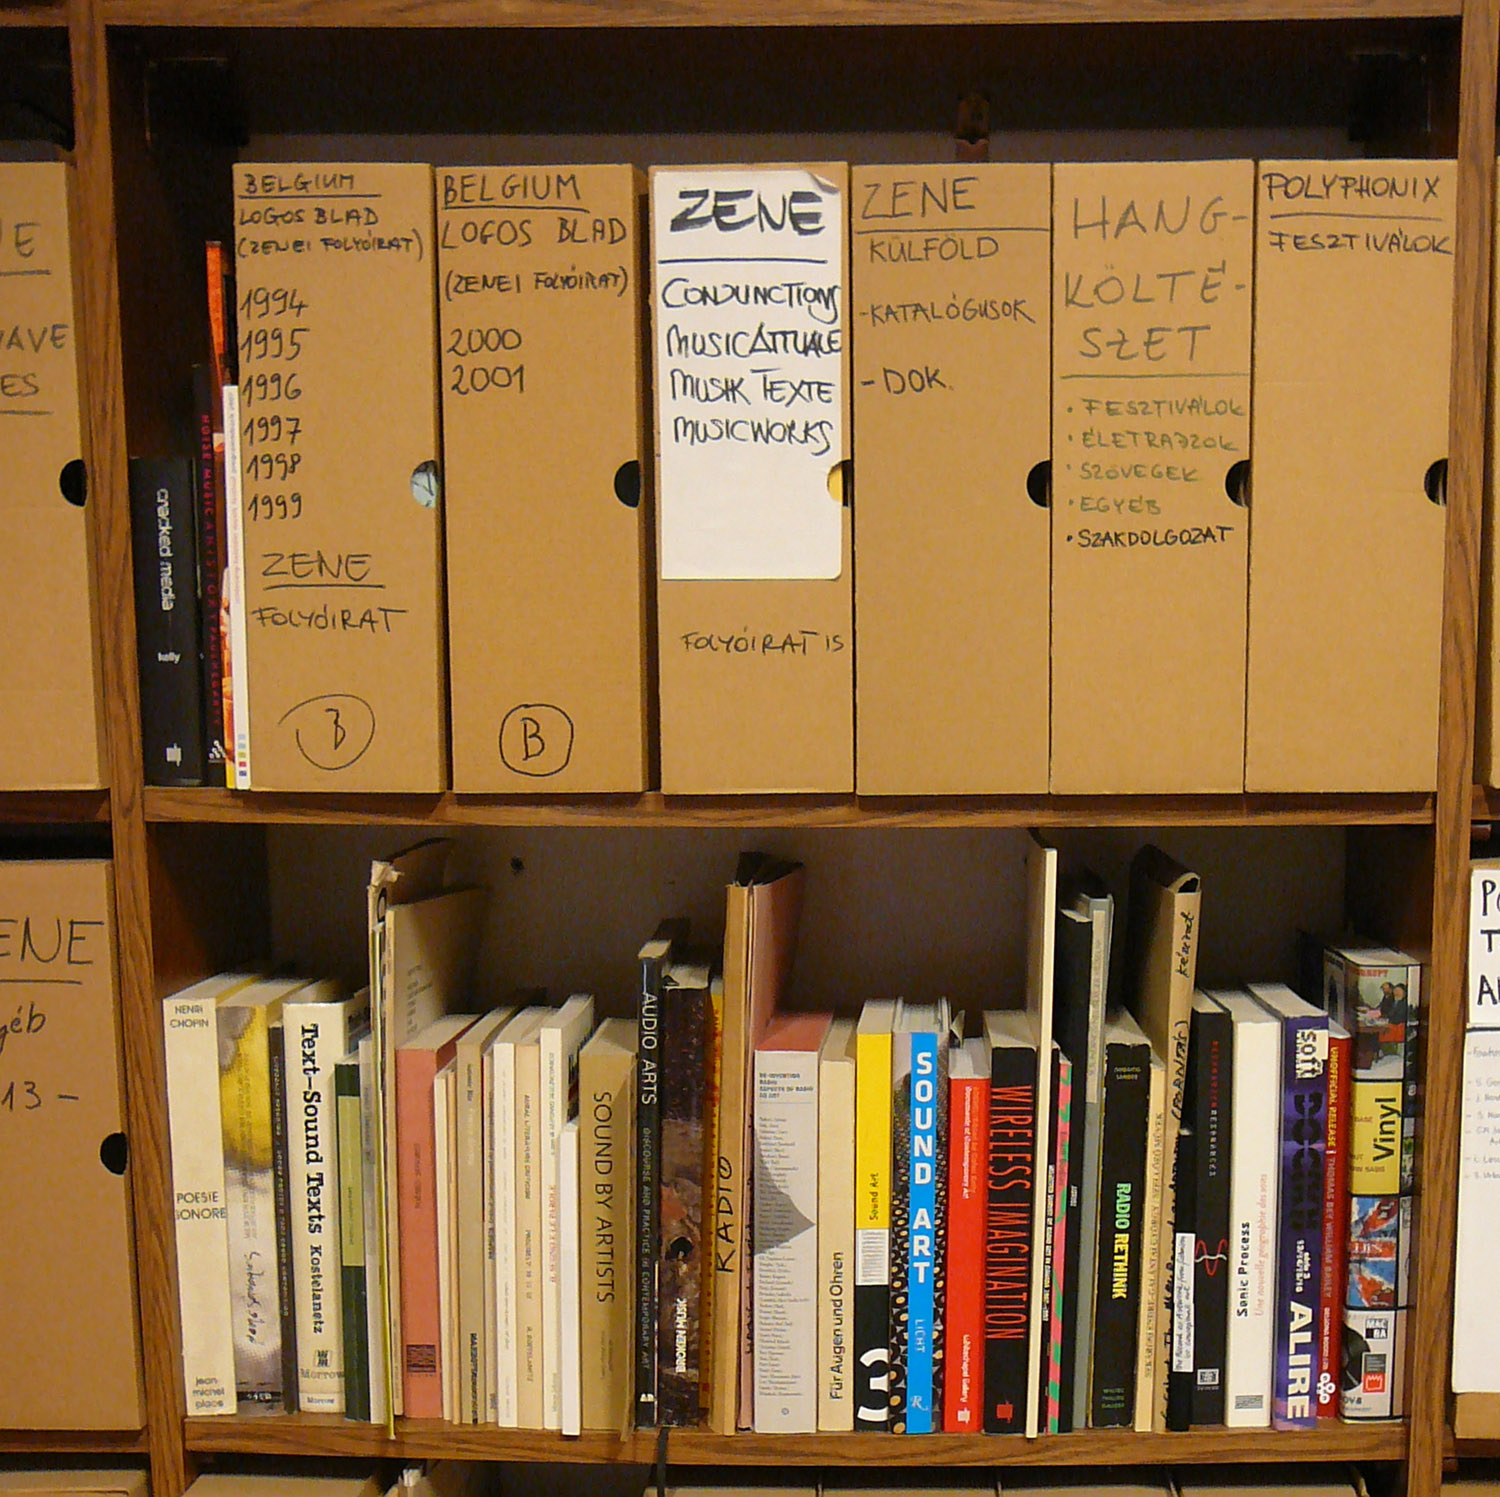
[907,1030,939,1433]
[1272,1009,1327,1429]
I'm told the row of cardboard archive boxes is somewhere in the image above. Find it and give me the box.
[0,156,1457,796]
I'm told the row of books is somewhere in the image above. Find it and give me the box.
[130,157,1451,797]
[162,838,1418,1434]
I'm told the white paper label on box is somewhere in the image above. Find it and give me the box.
[652,166,845,581]
[1471,862,1500,1029]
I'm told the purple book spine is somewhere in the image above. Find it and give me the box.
[1273,1011,1327,1429]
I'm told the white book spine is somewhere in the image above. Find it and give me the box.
[559,1119,582,1437]
[482,1044,499,1423]
[817,1044,855,1431]
[164,994,238,1415]
[753,1046,820,1433]
[492,1038,520,1426]
[436,1067,456,1423]
[540,1021,564,1430]
[358,1034,388,1425]
[222,382,251,789]
[1225,1010,1280,1427]
[284,999,356,1412]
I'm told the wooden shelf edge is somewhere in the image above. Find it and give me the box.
[0,789,111,824]
[99,0,1461,26]
[0,1429,150,1453]
[182,1415,1407,1464]
[0,5,65,24]
[143,787,1435,831]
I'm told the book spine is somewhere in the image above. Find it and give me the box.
[887,1030,912,1430]
[1058,1094,1084,1434]
[481,1045,499,1424]
[1270,1013,1326,1430]
[163,993,237,1415]
[983,1043,1036,1434]
[1225,1017,1278,1428]
[435,1069,457,1422]
[268,1026,298,1412]
[853,1024,893,1431]
[190,362,227,775]
[710,896,748,1436]
[1167,1127,1196,1431]
[541,1024,566,1431]
[129,457,205,786]
[1191,1003,1233,1425]
[1134,1055,1166,1432]
[358,1036,388,1425]
[220,1004,282,1401]
[1317,1028,1351,1419]
[581,1036,635,1433]
[1090,1038,1150,1429]
[396,1048,443,1419]
[701,977,723,1422]
[492,1040,520,1427]
[336,1059,371,1422]
[1349,1075,1403,1194]
[1401,965,1421,1197]
[560,1119,583,1437]
[1046,1054,1073,1434]
[515,1041,544,1427]
[942,1069,987,1433]
[456,1036,487,1426]
[753,1046,820,1433]
[222,383,251,789]
[286,1008,347,1412]
[1032,1048,1061,1434]
[635,962,663,1426]
[906,1029,940,1433]
[658,983,708,1426]
[819,1050,856,1432]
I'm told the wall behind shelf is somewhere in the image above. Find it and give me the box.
[262,822,1347,1022]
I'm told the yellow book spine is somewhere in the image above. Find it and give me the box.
[1348,1077,1402,1195]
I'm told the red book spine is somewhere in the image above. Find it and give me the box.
[397,1044,449,1420]
[943,1072,990,1431]
[1316,1027,1351,1418]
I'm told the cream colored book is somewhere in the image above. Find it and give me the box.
[435,1061,457,1424]
[818,1017,857,1431]
[164,972,259,1416]
[515,1027,546,1427]
[580,1017,637,1432]
[1133,1052,1167,1431]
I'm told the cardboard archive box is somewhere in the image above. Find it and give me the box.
[652,163,852,794]
[0,162,105,789]
[233,162,446,791]
[1050,160,1254,793]
[0,858,143,1428]
[439,165,651,792]
[852,163,1051,795]
[1246,160,1452,792]
[0,1476,147,1497]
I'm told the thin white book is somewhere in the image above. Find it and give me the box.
[283,982,368,1413]
[491,1006,548,1426]
[539,994,596,1430]
[1213,987,1281,1428]
[164,971,258,1416]
[222,382,250,788]
[817,1017,856,1432]
[559,1118,582,1437]
[435,1061,457,1424]
[357,1032,388,1424]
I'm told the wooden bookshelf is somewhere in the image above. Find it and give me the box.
[143,787,1438,830]
[1,0,1486,1494]
[183,1416,1410,1466]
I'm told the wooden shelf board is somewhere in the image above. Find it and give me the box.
[144,787,1434,830]
[0,1428,150,1453]
[100,0,1461,27]
[0,789,111,824]
[183,1415,1407,1464]
[0,5,65,24]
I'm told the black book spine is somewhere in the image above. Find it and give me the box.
[1036,1047,1063,1428]
[267,1022,299,1413]
[129,456,205,785]
[1190,1003,1233,1425]
[1166,1127,1196,1431]
[1058,1141,1083,1433]
[634,954,665,1426]
[982,1041,1036,1434]
[190,363,227,775]
[1089,1036,1150,1428]
[335,1060,370,1423]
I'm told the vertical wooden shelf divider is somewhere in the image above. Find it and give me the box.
[66,1,189,1494]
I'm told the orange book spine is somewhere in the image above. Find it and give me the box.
[397,1045,446,1419]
